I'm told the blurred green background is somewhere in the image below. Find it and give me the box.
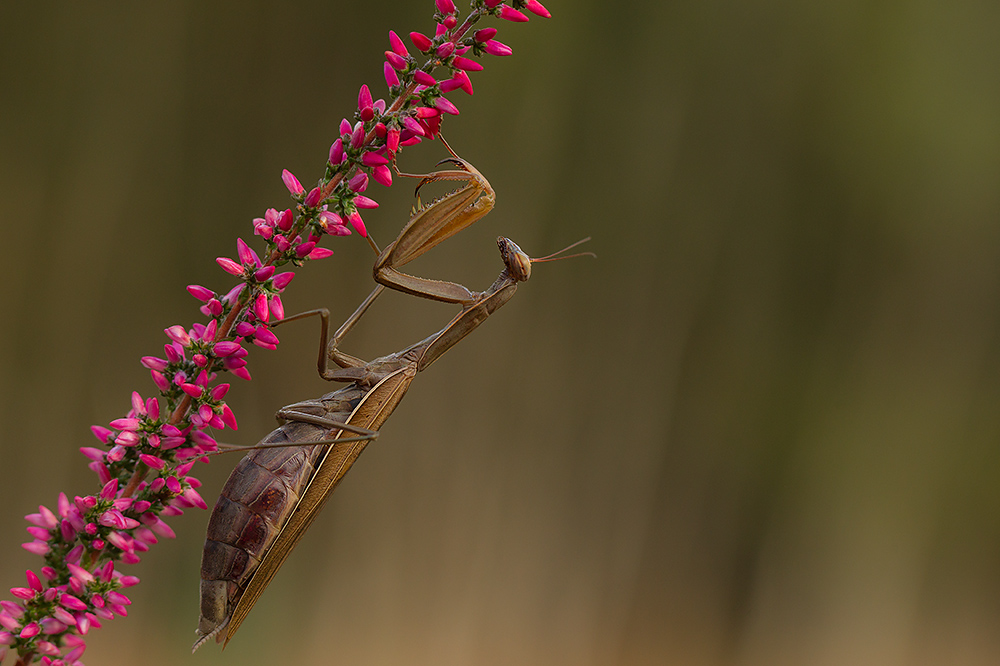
[3,1,1000,664]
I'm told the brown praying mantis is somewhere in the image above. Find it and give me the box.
[193,155,592,650]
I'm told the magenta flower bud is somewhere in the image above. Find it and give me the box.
[452,56,484,72]
[9,588,33,601]
[385,50,407,71]
[525,0,551,17]
[354,195,379,209]
[40,618,67,635]
[294,241,316,258]
[28,505,58,529]
[254,265,276,282]
[272,271,295,290]
[388,30,408,57]
[361,151,390,167]
[90,425,114,443]
[151,370,170,391]
[485,0,502,8]
[0,631,15,646]
[347,210,367,236]
[180,383,203,398]
[304,186,323,207]
[22,540,48,555]
[307,246,336,260]
[339,117,352,136]
[351,121,366,149]
[319,210,343,229]
[411,70,435,88]
[26,526,49,540]
[110,417,139,431]
[216,256,244,276]
[181,488,208,510]
[235,321,256,338]
[139,454,166,470]
[19,622,40,639]
[475,27,498,42]
[100,479,119,500]
[213,341,241,357]
[402,116,426,136]
[0,602,23,618]
[130,391,146,415]
[436,0,456,13]
[106,590,131,607]
[349,171,369,192]
[383,61,400,88]
[500,5,529,21]
[435,96,460,115]
[372,165,392,187]
[106,445,125,462]
[164,345,182,364]
[415,106,440,119]
[67,563,94,585]
[164,325,191,346]
[114,430,139,447]
[410,31,432,52]
[60,594,88,612]
[277,208,294,232]
[436,41,455,58]
[51,607,75,627]
[441,71,473,95]
[192,353,208,367]
[254,325,279,346]
[25,570,41,593]
[329,138,345,165]
[387,127,401,153]
[186,284,215,302]
[484,39,513,56]
[79,447,105,462]
[254,291,270,323]
[75,613,91,634]
[358,83,373,110]
[270,294,285,321]
[281,169,305,195]
[236,238,258,267]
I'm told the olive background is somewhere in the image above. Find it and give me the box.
[2,1,1000,664]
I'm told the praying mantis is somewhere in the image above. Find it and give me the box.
[193,155,591,650]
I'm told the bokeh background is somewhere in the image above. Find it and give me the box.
[2,1,1000,664]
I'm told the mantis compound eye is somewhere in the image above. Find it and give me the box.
[497,236,531,282]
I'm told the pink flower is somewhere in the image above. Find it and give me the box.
[452,56,484,72]
[484,39,513,56]
[500,5,529,21]
[525,0,551,18]
[388,30,408,57]
[410,31,432,52]
[281,169,305,195]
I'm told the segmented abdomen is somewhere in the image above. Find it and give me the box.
[197,420,325,639]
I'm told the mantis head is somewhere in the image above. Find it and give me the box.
[497,235,595,283]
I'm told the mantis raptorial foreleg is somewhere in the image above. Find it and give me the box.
[373,157,494,304]
[307,155,498,378]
